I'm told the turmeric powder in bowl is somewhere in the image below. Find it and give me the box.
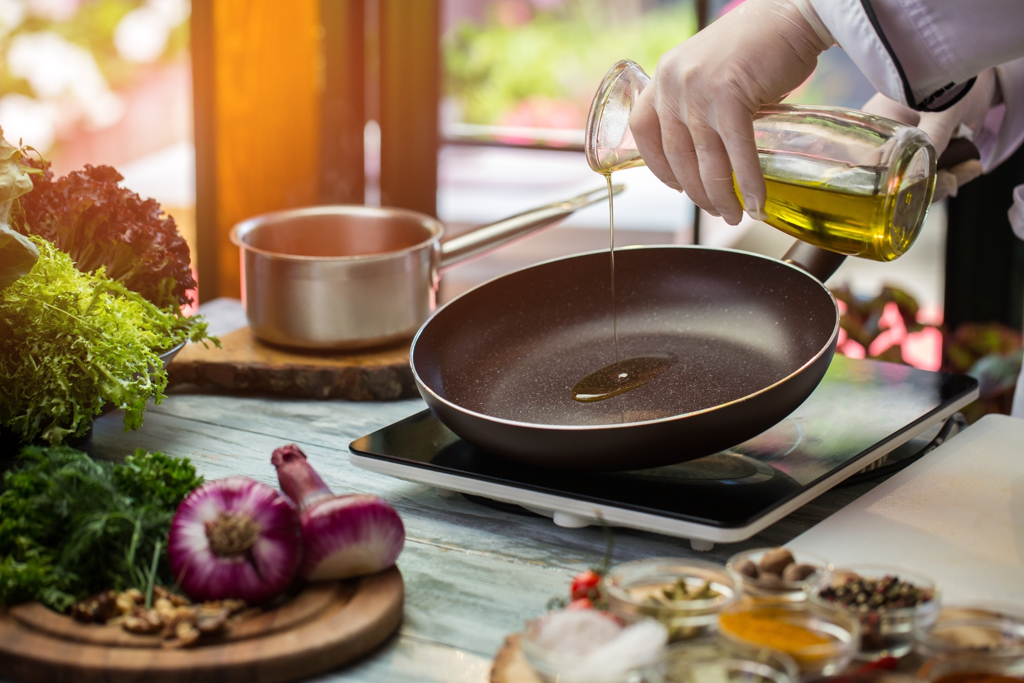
[718,601,859,676]
[719,611,830,653]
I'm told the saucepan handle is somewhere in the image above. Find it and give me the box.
[439,184,625,272]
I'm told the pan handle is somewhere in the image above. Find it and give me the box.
[438,184,625,272]
[782,242,847,283]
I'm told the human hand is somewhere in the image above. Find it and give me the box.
[629,0,831,225]
[861,69,1000,201]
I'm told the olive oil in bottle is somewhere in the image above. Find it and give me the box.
[586,60,937,263]
[737,153,933,262]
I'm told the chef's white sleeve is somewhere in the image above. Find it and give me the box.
[969,57,1024,243]
[809,0,1024,112]
[973,58,1024,173]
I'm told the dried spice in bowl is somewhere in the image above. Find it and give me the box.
[521,608,668,683]
[811,566,939,661]
[719,609,831,654]
[633,577,720,605]
[920,657,1024,683]
[717,601,859,676]
[930,675,1024,683]
[818,574,932,612]
[604,558,739,642]
[727,547,830,602]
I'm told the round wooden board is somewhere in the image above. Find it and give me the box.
[490,634,543,683]
[0,567,403,683]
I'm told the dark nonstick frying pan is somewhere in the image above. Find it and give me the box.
[411,240,846,472]
[409,143,971,472]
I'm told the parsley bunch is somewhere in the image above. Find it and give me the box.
[0,237,213,444]
[0,446,203,611]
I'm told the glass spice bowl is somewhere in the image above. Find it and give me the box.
[717,599,860,677]
[520,610,668,683]
[914,608,1024,678]
[917,656,1024,682]
[809,564,941,661]
[603,557,741,642]
[726,547,832,603]
[805,674,919,683]
[638,636,800,683]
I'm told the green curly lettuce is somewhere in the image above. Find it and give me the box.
[0,237,215,444]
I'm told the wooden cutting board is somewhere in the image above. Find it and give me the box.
[167,327,417,401]
[491,635,543,683]
[0,567,403,683]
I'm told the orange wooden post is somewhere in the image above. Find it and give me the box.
[379,0,440,217]
[321,0,366,204]
[193,0,356,301]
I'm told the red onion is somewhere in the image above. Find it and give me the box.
[168,477,302,603]
[272,444,405,581]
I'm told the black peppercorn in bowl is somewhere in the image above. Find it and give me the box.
[809,564,941,661]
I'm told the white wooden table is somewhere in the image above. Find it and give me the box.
[73,301,884,682]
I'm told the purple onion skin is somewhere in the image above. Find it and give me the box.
[168,477,302,604]
[300,494,406,581]
[272,443,405,581]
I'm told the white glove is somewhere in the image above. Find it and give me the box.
[861,68,1000,202]
[629,0,832,225]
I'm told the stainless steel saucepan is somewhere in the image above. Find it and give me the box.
[230,186,620,350]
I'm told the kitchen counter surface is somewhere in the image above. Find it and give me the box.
[73,301,887,682]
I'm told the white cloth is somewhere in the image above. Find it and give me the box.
[807,1,1024,417]
[1013,358,1024,419]
[810,1,1024,112]
[1011,185,1024,239]
[810,2,1024,229]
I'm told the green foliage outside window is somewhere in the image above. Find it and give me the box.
[444,2,696,127]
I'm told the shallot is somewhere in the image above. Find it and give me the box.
[168,477,302,603]
[272,444,405,580]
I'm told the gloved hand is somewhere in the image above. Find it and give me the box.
[629,0,832,225]
[861,68,1000,202]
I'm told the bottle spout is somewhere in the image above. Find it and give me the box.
[585,60,650,174]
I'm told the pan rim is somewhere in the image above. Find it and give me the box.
[229,205,445,263]
[410,244,840,431]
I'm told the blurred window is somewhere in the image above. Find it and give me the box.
[0,0,195,277]
[435,0,701,299]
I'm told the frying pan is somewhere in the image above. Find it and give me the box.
[410,240,845,472]
[410,142,971,472]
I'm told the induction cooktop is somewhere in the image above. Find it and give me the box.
[349,356,979,550]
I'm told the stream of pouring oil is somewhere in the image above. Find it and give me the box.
[571,174,673,403]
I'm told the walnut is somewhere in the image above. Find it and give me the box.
[123,609,163,634]
[154,598,176,616]
[163,620,201,648]
[115,592,137,615]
